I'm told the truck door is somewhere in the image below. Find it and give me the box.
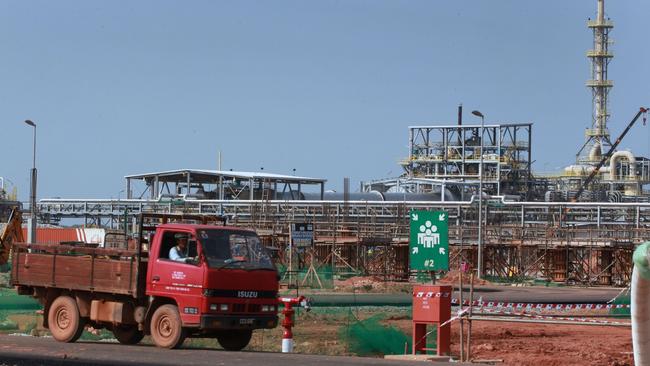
[149,230,205,325]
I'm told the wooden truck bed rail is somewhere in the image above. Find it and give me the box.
[11,243,142,297]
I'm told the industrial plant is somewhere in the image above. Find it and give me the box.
[3,0,650,288]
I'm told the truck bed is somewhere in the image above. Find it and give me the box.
[11,243,144,296]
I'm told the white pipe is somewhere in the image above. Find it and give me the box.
[597,0,605,23]
[610,151,637,180]
[37,196,650,208]
[632,242,650,366]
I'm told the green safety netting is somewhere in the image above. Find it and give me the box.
[338,312,413,357]
[277,265,334,289]
[608,291,631,316]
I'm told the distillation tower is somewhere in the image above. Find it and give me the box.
[558,0,650,201]
[576,0,614,163]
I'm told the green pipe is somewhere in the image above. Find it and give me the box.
[633,242,650,280]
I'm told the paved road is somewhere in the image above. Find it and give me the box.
[0,335,468,366]
[307,285,626,306]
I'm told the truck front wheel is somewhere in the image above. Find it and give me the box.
[48,296,85,343]
[217,330,252,351]
[150,304,185,349]
[112,324,144,345]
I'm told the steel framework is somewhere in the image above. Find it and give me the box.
[37,198,650,285]
[398,123,533,199]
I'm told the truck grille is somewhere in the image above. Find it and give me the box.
[228,303,263,313]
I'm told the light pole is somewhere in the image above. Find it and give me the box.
[24,120,37,243]
[471,110,484,279]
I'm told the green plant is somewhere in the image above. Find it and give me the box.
[0,319,18,331]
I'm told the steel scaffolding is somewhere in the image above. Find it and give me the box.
[37,198,649,285]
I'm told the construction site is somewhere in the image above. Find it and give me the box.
[0,1,648,365]
[4,0,645,289]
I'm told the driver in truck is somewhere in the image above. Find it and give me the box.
[169,233,192,262]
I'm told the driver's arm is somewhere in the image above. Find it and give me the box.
[169,246,183,262]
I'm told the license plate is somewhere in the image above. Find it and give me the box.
[239,318,254,325]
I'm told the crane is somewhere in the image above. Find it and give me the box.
[572,107,648,202]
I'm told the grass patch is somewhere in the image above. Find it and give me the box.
[79,328,116,341]
[0,318,18,331]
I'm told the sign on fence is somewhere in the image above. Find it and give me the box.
[409,210,449,271]
[291,223,314,247]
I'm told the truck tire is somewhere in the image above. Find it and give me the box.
[217,330,252,351]
[150,304,185,349]
[112,324,144,345]
[48,296,85,343]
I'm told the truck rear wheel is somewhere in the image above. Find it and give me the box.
[217,330,252,351]
[112,324,144,345]
[150,304,185,349]
[48,296,85,343]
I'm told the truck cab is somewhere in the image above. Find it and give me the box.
[145,223,279,349]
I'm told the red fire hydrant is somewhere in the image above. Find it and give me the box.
[279,296,310,353]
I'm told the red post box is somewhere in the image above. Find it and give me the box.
[412,285,451,356]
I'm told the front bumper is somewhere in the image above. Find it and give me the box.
[200,314,278,330]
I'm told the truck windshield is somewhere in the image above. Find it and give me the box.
[197,229,274,270]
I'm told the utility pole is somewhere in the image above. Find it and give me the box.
[24,120,37,244]
[471,111,485,279]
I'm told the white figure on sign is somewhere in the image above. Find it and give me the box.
[417,220,440,248]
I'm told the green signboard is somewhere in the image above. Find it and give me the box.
[409,210,449,271]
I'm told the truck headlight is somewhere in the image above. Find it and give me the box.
[261,305,269,312]
[210,304,217,311]
[220,304,229,311]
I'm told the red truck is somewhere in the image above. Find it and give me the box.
[5,213,279,350]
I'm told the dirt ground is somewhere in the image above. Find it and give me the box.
[330,276,633,365]
[3,309,634,365]
[385,311,633,365]
[448,320,632,366]
[334,276,414,293]
[333,272,490,293]
[1,276,634,366]
[260,312,633,366]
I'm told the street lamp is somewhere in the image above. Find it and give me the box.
[471,110,484,279]
[24,120,37,243]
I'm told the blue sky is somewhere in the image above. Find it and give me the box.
[1,0,649,200]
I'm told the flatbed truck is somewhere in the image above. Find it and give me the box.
[1,212,279,350]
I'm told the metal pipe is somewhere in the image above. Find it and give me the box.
[459,269,464,362]
[467,272,475,361]
[38,195,650,208]
[597,0,605,23]
[457,104,463,147]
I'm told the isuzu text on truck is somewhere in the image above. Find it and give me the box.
[0,212,279,350]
